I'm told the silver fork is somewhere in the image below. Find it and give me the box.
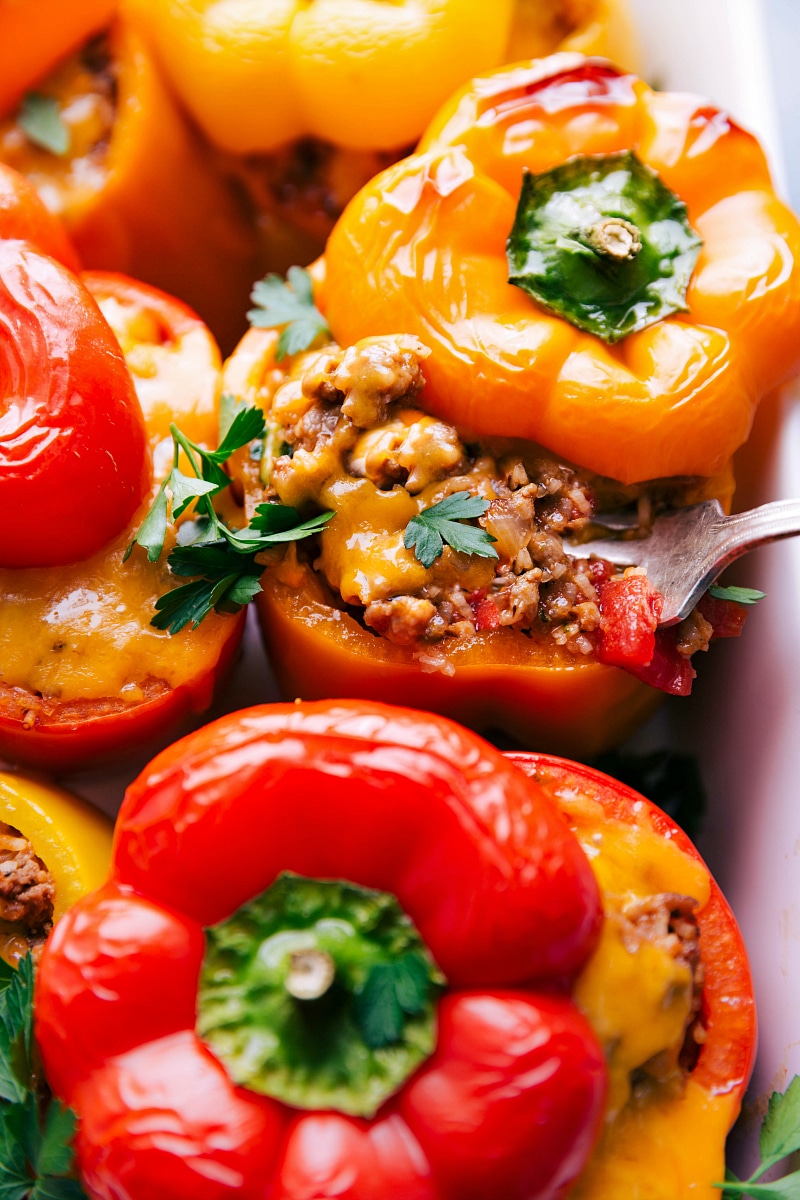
[564,498,800,626]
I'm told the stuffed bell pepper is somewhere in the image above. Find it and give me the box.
[0,2,259,351]
[126,0,636,280]
[0,770,111,966]
[212,55,800,755]
[33,700,755,1199]
[0,188,246,771]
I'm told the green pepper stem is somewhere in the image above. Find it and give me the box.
[285,949,336,1000]
[587,217,642,261]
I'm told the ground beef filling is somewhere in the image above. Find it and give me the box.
[622,893,706,1087]
[244,335,716,666]
[0,822,54,964]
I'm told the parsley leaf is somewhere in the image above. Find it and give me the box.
[0,957,87,1199]
[354,953,433,1050]
[126,404,332,632]
[404,492,498,569]
[247,266,330,361]
[18,94,69,156]
[709,585,767,606]
[716,1077,800,1198]
[209,407,267,464]
[249,505,334,543]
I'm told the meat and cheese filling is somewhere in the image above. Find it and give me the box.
[0,35,115,216]
[234,334,732,675]
[0,822,54,965]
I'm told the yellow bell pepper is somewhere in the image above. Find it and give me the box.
[0,772,112,963]
[125,0,516,154]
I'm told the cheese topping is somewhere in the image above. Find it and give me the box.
[0,520,233,702]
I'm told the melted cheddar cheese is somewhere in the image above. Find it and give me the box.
[0,523,233,702]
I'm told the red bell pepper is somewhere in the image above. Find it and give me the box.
[36,700,607,1200]
[0,239,150,568]
[0,266,244,771]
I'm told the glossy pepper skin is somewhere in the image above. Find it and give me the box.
[321,54,800,484]
[0,270,245,773]
[508,752,756,1198]
[127,0,516,156]
[0,771,112,963]
[0,239,150,568]
[36,701,608,1200]
[0,11,260,354]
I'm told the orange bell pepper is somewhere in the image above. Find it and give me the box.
[0,269,245,772]
[222,327,736,756]
[0,0,114,118]
[0,10,260,352]
[321,54,800,485]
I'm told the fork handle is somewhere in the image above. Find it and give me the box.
[713,498,800,563]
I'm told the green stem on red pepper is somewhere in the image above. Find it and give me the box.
[197,872,445,1119]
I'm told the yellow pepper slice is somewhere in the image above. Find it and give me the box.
[0,772,112,962]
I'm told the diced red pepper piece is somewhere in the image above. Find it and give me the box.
[697,594,749,639]
[624,628,697,697]
[469,591,501,631]
[596,574,664,669]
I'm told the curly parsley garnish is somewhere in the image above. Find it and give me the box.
[708,585,767,606]
[127,402,333,633]
[0,955,87,1199]
[247,266,330,361]
[717,1076,800,1197]
[404,492,498,570]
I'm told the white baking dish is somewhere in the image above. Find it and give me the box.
[11,0,796,1176]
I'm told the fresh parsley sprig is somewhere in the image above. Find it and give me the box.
[126,404,333,633]
[709,585,767,606]
[717,1077,800,1198]
[247,266,330,361]
[404,491,498,570]
[0,956,87,1199]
